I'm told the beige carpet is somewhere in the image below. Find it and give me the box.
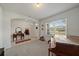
[5,39,49,56]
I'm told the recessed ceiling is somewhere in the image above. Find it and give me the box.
[1,3,79,20]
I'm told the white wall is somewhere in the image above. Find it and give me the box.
[11,19,39,39]
[3,10,39,49]
[39,6,79,41]
[0,6,3,48]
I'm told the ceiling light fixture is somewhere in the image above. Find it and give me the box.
[35,3,41,8]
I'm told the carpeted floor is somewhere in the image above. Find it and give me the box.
[5,39,49,56]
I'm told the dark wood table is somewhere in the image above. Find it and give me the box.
[13,32,24,42]
[48,42,79,56]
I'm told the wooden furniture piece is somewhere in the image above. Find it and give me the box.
[13,31,24,41]
[0,48,4,56]
[48,42,79,56]
[13,27,24,42]
[39,36,45,41]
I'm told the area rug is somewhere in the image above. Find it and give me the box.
[15,39,31,44]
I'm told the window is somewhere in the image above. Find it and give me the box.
[47,18,67,40]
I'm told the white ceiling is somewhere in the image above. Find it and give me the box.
[1,3,79,20]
